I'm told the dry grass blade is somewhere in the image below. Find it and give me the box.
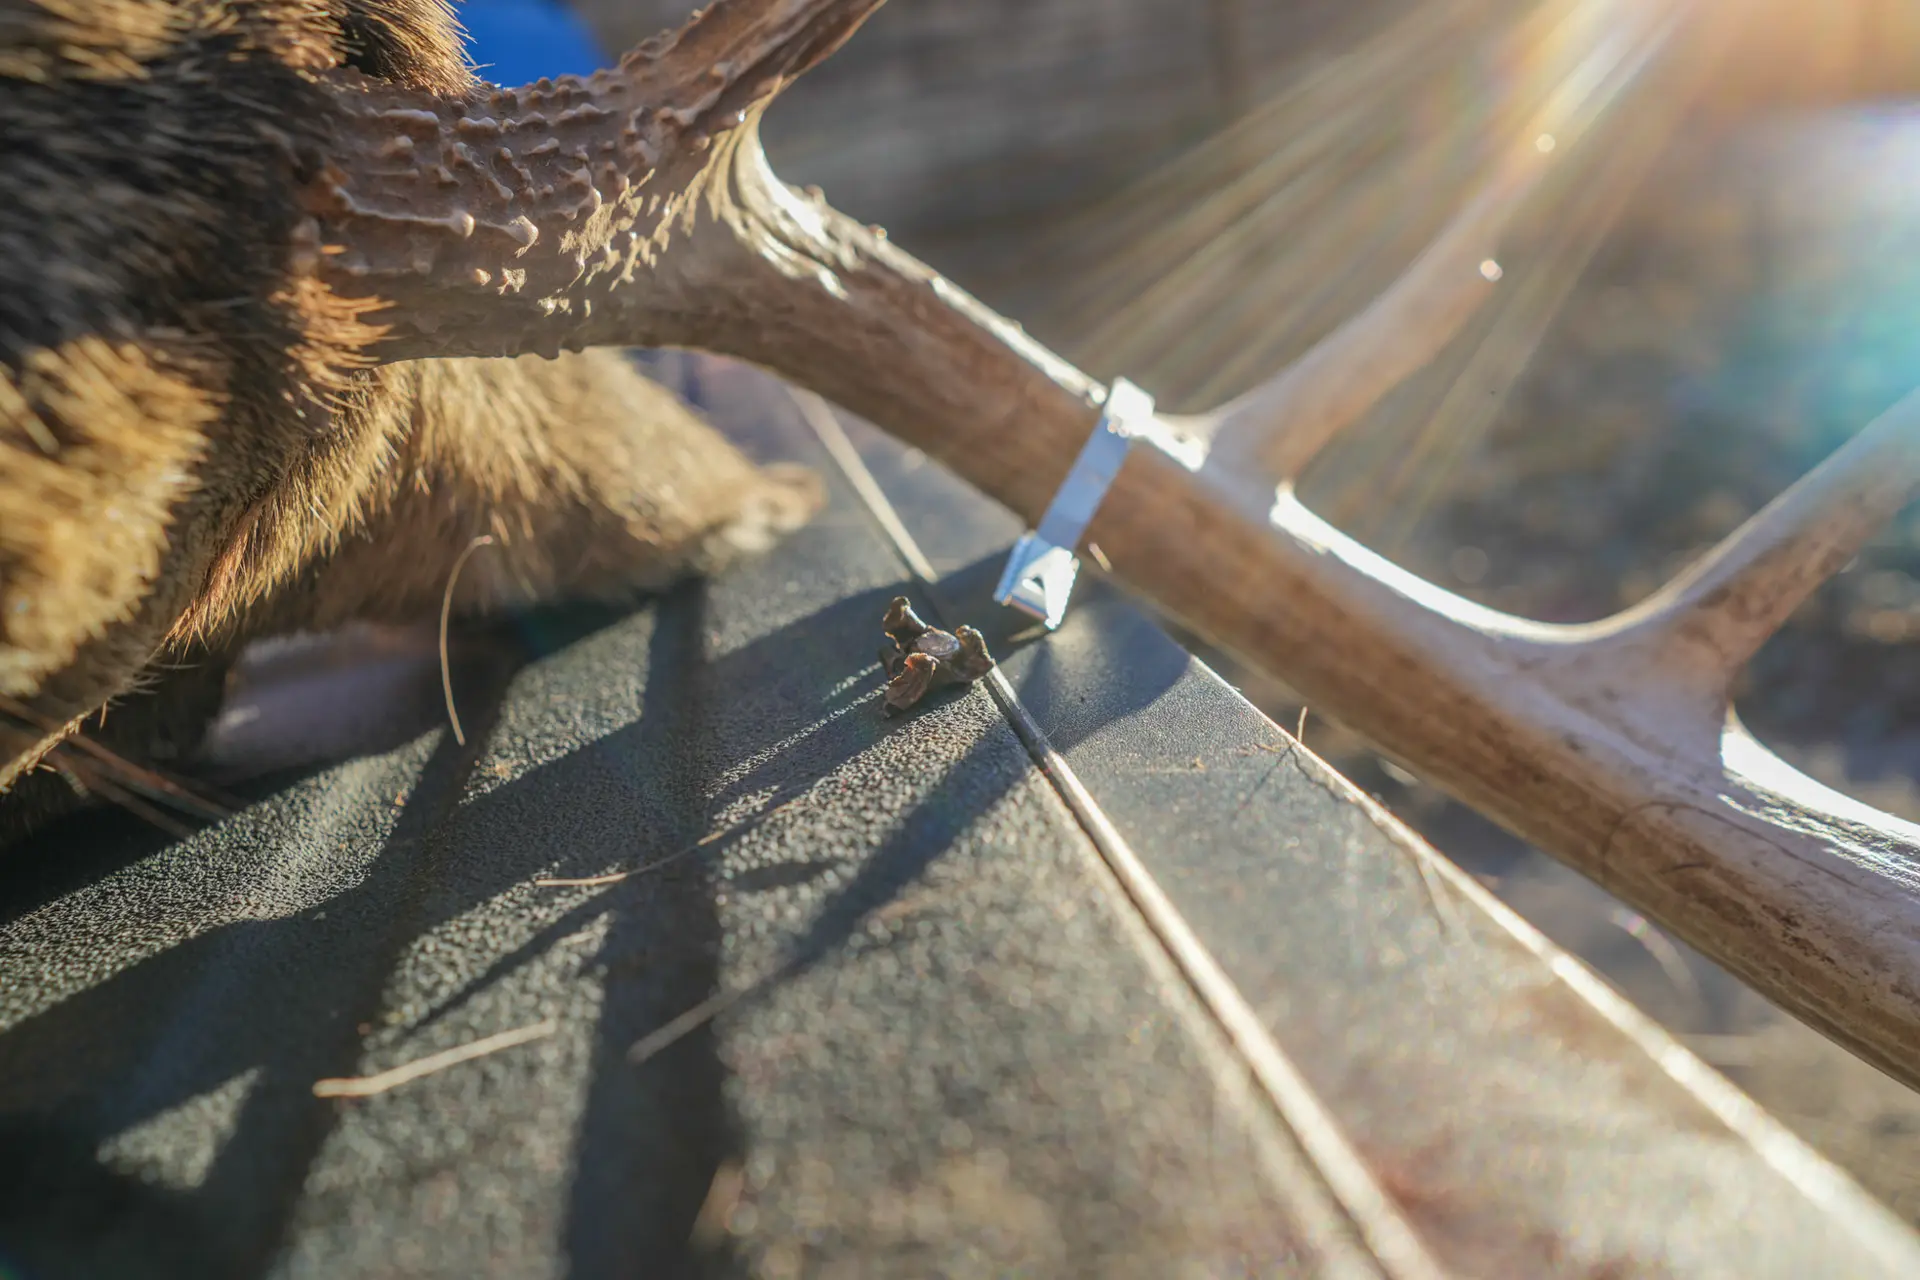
[628,975,787,1066]
[1,692,233,825]
[43,749,199,840]
[439,534,495,748]
[533,795,807,888]
[312,1018,558,1098]
[687,1161,748,1250]
[1607,907,1708,1018]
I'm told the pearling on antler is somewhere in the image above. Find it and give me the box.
[305,0,1920,1089]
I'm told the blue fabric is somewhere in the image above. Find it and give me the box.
[458,0,605,85]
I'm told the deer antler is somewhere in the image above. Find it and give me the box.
[303,0,1920,1089]
[301,0,887,360]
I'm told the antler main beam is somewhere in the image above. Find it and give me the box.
[306,0,1920,1087]
[302,0,888,361]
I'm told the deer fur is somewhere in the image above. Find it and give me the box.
[0,0,823,843]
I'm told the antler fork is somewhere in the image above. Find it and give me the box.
[300,0,1920,1089]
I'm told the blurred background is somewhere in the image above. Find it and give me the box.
[463,0,1920,1222]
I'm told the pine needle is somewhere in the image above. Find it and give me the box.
[313,1018,557,1098]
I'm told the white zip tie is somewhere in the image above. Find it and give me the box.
[994,378,1200,629]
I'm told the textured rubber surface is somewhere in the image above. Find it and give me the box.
[2,356,1916,1279]
[0,360,1344,1278]
[827,381,1920,1280]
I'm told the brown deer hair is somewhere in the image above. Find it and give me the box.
[0,0,824,841]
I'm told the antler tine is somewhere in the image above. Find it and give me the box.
[1587,385,1920,688]
[1203,0,1703,479]
[651,128,1920,1085]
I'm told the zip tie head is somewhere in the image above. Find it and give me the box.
[994,378,1158,630]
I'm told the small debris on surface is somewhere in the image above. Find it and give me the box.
[877,596,995,715]
[312,1018,557,1098]
[688,1160,747,1250]
[532,795,807,888]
